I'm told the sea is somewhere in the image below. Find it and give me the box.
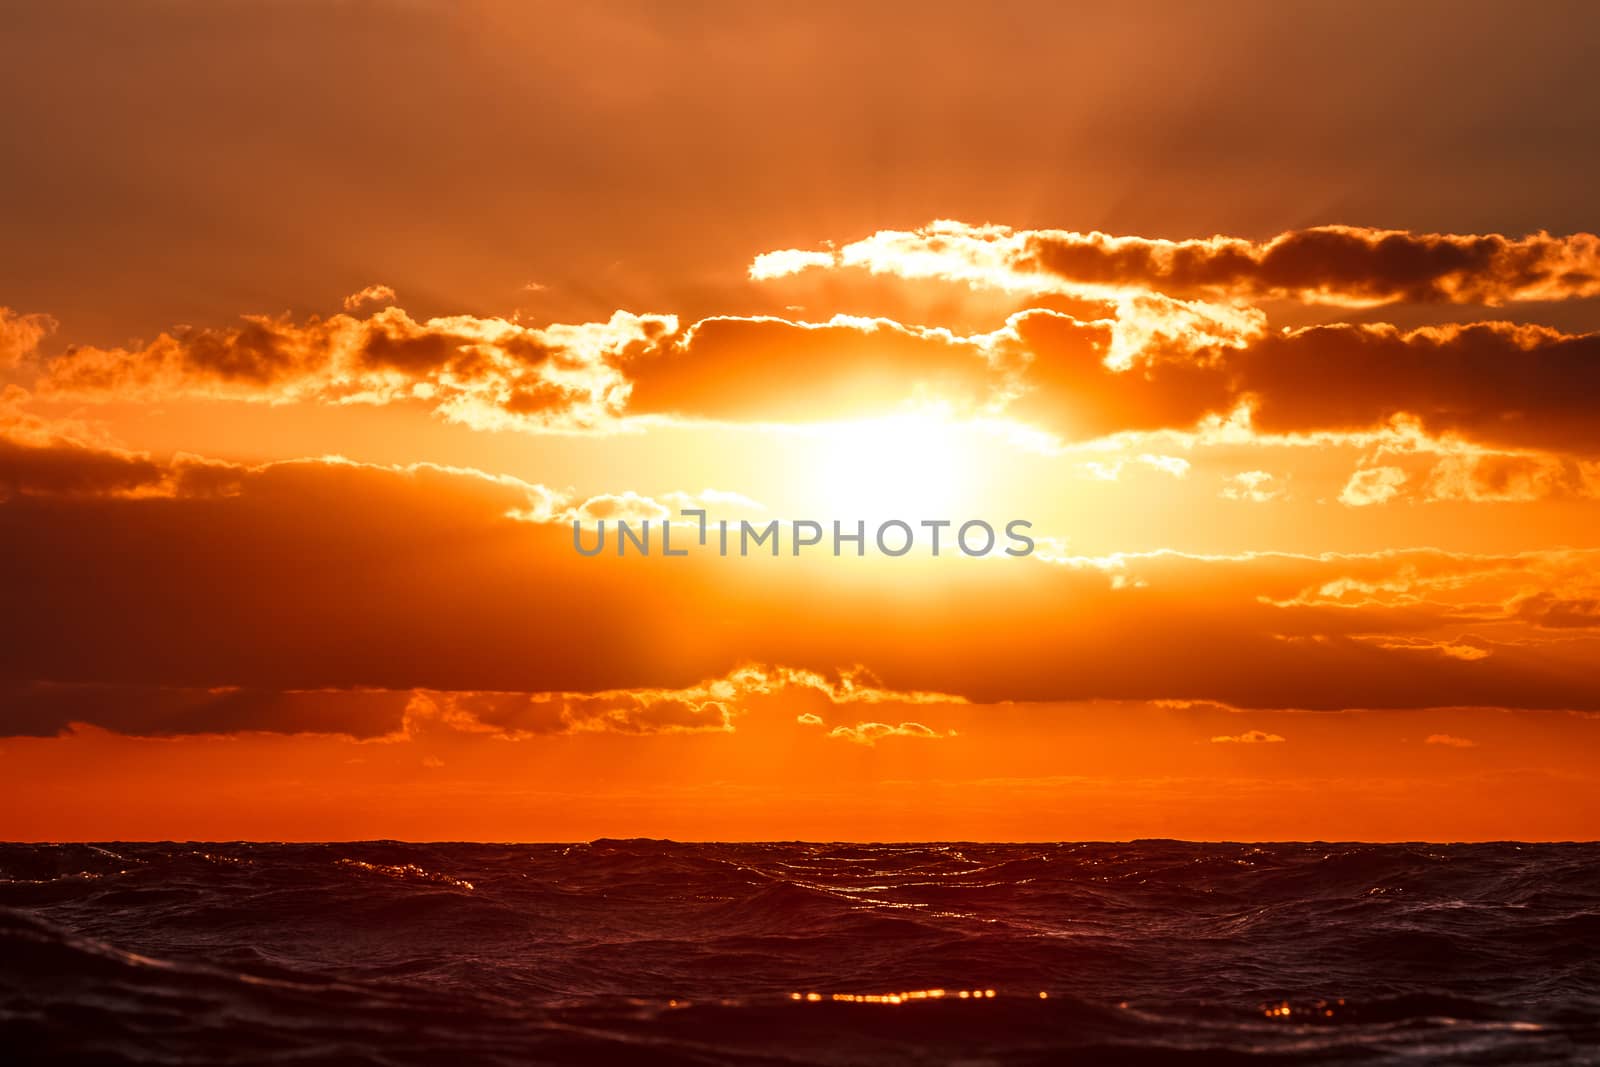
[2,840,1597,1064]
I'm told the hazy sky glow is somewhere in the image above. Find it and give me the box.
[3,1,1599,841]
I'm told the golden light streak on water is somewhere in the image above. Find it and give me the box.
[787,987,1005,1005]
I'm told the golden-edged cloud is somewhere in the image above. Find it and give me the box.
[10,213,1600,479]
[35,306,674,432]
[5,216,1600,750]
[754,221,1600,307]
[4,426,1600,738]
[819,720,949,745]
[1211,730,1286,744]
[14,295,1600,476]
[621,314,1002,421]
[0,663,964,742]
[343,284,398,311]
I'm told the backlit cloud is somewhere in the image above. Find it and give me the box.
[19,296,1600,470]
[37,306,674,432]
[822,721,948,745]
[1211,730,1286,744]
[4,433,1600,733]
[0,663,967,741]
[1339,467,1407,507]
[1221,471,1285,503]
[754,221,1600,307]
[342,284,397,311]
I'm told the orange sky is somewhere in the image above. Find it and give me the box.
[3,2,1600,841]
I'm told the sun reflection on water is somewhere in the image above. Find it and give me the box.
[787,987,1004,1004]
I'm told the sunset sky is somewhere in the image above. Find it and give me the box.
[3,1,1599,841]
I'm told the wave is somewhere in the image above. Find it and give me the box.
[2,841,1598,1063]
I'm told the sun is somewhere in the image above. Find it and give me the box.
[807,412,981,522]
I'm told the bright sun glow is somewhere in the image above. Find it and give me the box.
[808,413,981,521]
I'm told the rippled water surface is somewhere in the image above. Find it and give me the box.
[3,841,1598,1064]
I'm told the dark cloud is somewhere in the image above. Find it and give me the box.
[757,222,1600,307]
[1002,310,1232,438]
[1024,226,1600,306]
[34,307,663,431]
[622,315,998,421]
[986,315,1600,454]
[0,683,408,739]
[2,441,1599,738]
[1232,322,1600,451]
[1511,594,1600,629]
[21,284,1600,459]
[416,689,736,739]
[0,436,166,500]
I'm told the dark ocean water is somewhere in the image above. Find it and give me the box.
[1,842,1598,1065]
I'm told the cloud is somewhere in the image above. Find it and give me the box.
[612,312,1600,458]
[4,438,1600,731]
[1372,638,1491,662]
[408,664,960,741]
[0,663,964,740]
[1260,546,1600,615]
[342,284,397,311]
[720,664,966,707]
[823,721,947,745]
[20,299,1256,440]
[1079,454,1192,482]
[23,286,1600,465]
[403,688,736,739]
[1221,471,1284,503]
[1011,317,1600,457]
[1231,323,1600,454]
[565,488,765,526]
[753,221,1600,307]
[1425,733,1479,748]
[621,314,1001,421]
[753,220,1043,292]
[1210,730,1285,744]
[997,309,1236,439]
[1297,432,1600,508]
[1339,466,1407,507]
[621,302,1260,436]
[1511,593,1600,629]
[0,389,240,502]
[749,248,837,280]
[0,308,56,368]
[1419,452,1600,503]
[1138,454,1189,478]
[0,434,170,502]
[0,683,412,739]
[37,306,675,432]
